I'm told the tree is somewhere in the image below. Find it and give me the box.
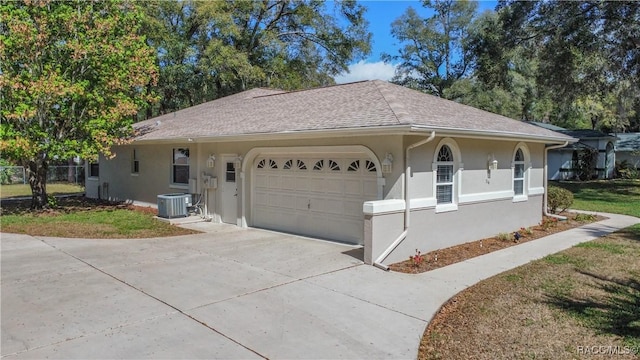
[143,0,371,115]
[496,0,640,129]
[383,0,477,97]
[0,0,158,209]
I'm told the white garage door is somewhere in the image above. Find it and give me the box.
[253,156,379,245]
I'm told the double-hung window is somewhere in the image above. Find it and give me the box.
[436,145,454,204]
[172,148,189,185]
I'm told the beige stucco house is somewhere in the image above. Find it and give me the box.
[86,80,574,267]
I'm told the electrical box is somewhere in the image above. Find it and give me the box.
[188,178,197,194]
[203,175,218,189]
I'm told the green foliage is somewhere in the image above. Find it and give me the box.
[1,0,158,208]
[547,186,574,214]
[492,0,640,130]
[574,213,596,223]
[615,160,639,180]
[383,0,477,97]
[142,0,371,115]
[497,232,512,241]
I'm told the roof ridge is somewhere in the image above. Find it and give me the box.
[372,81,409,125]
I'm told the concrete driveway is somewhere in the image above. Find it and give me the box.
[2,213,638,359]
[2,224,426,359]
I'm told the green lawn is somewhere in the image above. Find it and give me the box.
[421,179,640,359]
[553,179,640,218]
[0,183,85,199]
[0,205,199,238]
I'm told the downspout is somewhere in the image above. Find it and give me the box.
[543,141,569,220]
[374,131,436,270]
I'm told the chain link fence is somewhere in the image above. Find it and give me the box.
[0,166,85,185]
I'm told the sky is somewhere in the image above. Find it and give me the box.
[334,1,498,84]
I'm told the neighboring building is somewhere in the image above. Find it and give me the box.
[615,133,640,169]
[87,81,574,266]
[528,122,616,180]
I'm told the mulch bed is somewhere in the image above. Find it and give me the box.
[388,212,607,274]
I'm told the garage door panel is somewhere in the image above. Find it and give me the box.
[344,179,363,195]
[268,175,280,189]
[253,155,378,245]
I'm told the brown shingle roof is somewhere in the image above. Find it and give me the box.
[134,80,574,143]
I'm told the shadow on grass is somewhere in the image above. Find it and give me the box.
[545,270,640,344]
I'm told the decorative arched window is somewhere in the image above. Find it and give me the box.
[436,145,454,204]
[513,149,525,195]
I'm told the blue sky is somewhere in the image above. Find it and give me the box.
[335,1,498,83]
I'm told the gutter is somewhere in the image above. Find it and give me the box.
[373,131,436,271]
[543,141,569,220]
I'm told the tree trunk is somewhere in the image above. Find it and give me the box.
[68,158,75,183]
[25,159,49,209]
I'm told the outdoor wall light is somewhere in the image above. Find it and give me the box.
[487,154,498,171]
[382,153,393,174]
[207,154,216,168]
[234,156,243,170]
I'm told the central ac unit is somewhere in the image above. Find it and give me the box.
[157,193,192,218]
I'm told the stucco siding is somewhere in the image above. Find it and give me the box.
[380,195,543,264]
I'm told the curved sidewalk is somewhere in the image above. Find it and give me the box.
[304,211,640,358]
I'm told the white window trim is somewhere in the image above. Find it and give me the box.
[432,138,462,213]
[171,147,190,186]
[512,143,531,202]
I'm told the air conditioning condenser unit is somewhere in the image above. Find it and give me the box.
[157,193,192,218]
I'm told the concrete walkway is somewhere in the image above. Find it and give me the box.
[1,212,638,359]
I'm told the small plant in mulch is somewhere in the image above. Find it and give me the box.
[497,232,511,242]
[539,216,559,231]
[574,213,596,222]
[409,249,425,270]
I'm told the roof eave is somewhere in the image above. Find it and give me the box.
[408,125,577,144]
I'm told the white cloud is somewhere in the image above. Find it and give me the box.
[334,60,397,84]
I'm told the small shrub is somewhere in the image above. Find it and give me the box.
[521,226,534,235]
[547,186,574,214]
[540,217,559,231]
[497,232,512,241]
[615,160,639,179]
[47,194,58,208]
[574,213,596,222]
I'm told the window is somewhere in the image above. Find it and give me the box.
[513,149,525,195]
[436,145,454,204]
[131,149,139,174]
[313,160,324,171]
[89,162,99,178]
[172,148,189,184]
[225,162,235,182]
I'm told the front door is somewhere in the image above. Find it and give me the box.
[221,155,238,224]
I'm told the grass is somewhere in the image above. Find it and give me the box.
[553,179,640,218]
[0,182,84,198]
[420,180,640,360]
[421,226,640,359]
[0,198,199,238]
